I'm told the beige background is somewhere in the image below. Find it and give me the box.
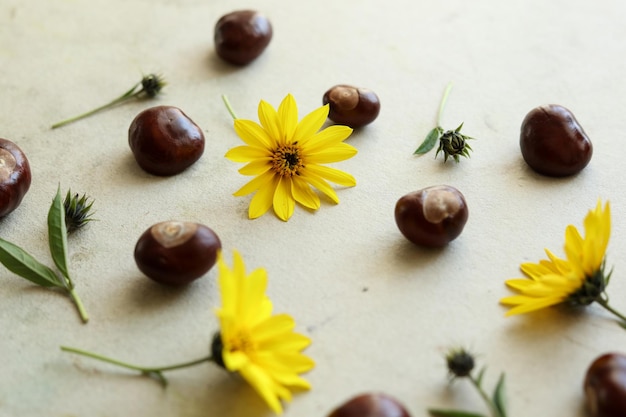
[2,0,626,416]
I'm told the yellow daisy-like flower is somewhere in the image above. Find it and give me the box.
[211,250,315,414]
[501,201,626,325]
[225,94,357,221]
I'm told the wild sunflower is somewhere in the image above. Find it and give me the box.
[212,250,315,414]
[501,200,626,326]
[224,94,357,221]
[61,250,314,414]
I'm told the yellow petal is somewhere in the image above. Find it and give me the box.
[302,125,353,150]
[293,105,329,143]
[501,295,564,315]
[238,364,287,415]
[306,143,358,164]
[239,158,272,176]
[273,177,295,221]
[234,119,273,149]
[305,164,356,187]
[249,176,280,219]
[301,173,339,204]
[291,177,320,210]
[226,145,270,162]
[234,171,276,197]
[258,100,281,145]
[278,94,298,143]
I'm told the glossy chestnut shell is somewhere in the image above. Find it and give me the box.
[327,393,412,417]
[128,106,205,176]
[584,352,626,417]
[214,10,273,65]
[520,104,592,177]
[394,185,468,247]
[323,85,381,128]
[0,138,31,217]
[134,221,221,285]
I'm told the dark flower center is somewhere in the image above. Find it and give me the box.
[272,143,304,177]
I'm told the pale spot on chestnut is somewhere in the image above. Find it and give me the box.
[422,187,463,223]
[151,221,198,248]
[0,149,17,182]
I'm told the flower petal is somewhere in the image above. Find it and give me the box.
[302,125,353,150]
[291,176,320,210]
[278,94,298,143]
[293,104,329,144]
[248,175,280,219]
[234,171,276,197]
[239,158,272,176]
[300,172,339,204]
[258,100,281,146]
[305,164,356,187]
[273,177,295,221]
[306,143,358,164]
[226,145,270,162]
[234,119,273,149]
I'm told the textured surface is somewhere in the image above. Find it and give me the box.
[2,0,626,416]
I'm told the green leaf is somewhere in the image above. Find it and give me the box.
[414,127,442,155]
[492,372,508,417]
[428,409,487,417]
[47,186,70,280]
[0,238,62,287]
[475,366,487,387]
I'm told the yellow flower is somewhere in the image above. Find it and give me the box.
[225,94,357,221]
[213,250,315,414]
[500,201,626,322]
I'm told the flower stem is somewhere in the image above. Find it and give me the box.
[222,95,239,120]
[437,82,453,127]
[469,374,502,417]
[61,346,212,385]
[51,82,144,129]
[596,297,626,326]
[66,287,89,324]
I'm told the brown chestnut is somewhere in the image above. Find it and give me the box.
[327,393,412,417]
[134,221,221,285]
[520,104,592,176]
[584,353,626,417]
[394,185,468,247]
[129,106,205,176]
[214,10,273,65]
[0,138,31,217]
[323,85,381,128]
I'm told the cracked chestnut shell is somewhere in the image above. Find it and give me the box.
[327,393,412,417]
[129,106,205,176]
[134,221,221,285]
[323,85,380,128]
[520,104,592,176]
[394,185,468,247]
[0,138,31,217]
[584,353,626,417]
[214,10,273,65]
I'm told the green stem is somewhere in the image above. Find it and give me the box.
[51,84,141,129]
[469,374,502,417]
[222,94,238,120]
[596,297,626,325]
[65,286,89,324]
[61,346,213,385]
[437,82,453,127]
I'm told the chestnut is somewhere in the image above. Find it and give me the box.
[323,85,381,128]
[0,138,31,217]
[520,104,592,177]
[128,106,205,176]
[134,221,221,285]
[394,185,468,247]
[327,393,412,417]
[214,10,273,65]
[584,352,626,417]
